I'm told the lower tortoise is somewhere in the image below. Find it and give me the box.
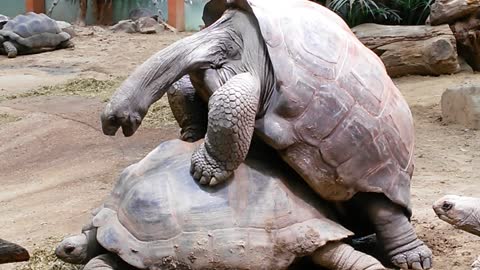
[56,139,385,270]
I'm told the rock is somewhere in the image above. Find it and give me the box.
[109,19,137,33]
[353,23,460,77]
[429,0,480,25]
[136,17,164,34]
[441,85,480,129]
[450,11,480,71]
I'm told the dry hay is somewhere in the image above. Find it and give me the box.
[0,113,21,125]
[3,77,176,128]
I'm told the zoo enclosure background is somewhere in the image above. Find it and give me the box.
[0,0,207,31]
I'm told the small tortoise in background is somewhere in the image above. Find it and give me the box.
[433,195,480,269]
[100,0,431,268]
[0,12,73,58]
[56,139,385,270]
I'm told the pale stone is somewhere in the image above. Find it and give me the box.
[441,85,480,129]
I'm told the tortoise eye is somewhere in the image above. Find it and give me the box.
[442,202,453,211]
[64,245,76,254]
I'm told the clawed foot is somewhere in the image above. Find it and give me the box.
[180,127,205,142]
[391,244,432,270]
[190,143,232,186]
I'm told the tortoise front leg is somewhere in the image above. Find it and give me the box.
[167,75,207,142]
[83,254,137,270]
[312,242,385,270]
[190,72,260,186]
[3,41,17,58]
[365,195,432,269]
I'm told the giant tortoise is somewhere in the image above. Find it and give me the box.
[55,139,385,270]
[0,12,73,58]
[99,0,431,268]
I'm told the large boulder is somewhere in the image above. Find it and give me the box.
[441,85,480,129]
[429,0,480,25]
[353,23,460,77]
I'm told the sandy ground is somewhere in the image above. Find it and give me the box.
[0,26,479,270]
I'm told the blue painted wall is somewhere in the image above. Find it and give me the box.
[185,0,207,31]
[0,0,26,17]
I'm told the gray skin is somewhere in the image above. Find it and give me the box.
[0,12,73,58]
[433,195,480,269]
[100,1,431,269]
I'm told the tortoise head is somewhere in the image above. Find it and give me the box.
[433,195,480,237]
[55,228,104,264]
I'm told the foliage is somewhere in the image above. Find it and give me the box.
[311,0,433,27]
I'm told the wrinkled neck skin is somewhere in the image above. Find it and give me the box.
[110,8,275,116]
[455,205,480,236]
[434,196,480,236]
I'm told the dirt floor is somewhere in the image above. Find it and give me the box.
[0,26,479,270]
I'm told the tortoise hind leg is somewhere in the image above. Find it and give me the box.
[167,75,207,142]
[311,242,385,269]
[83,254,137,270]
[364,194,432,269]
[3,41,18,58]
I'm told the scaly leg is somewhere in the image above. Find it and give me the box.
[190,72,260,186]
[167,75,207,142]
[312,242,386,270]
[3,41,17,58]
[365,195,432,269]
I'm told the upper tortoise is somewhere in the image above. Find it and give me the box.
[100,0,431,268]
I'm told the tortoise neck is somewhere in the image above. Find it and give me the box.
[227,9,276,116]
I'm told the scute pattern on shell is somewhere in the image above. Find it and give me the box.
[243,0,415,212]
[2,12,60,38]
[92,139,353,270]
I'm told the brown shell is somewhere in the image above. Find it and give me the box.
[93,139,352,270]
[214,0,415,212]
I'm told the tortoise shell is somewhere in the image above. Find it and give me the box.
[92,140,352,269]
[204,0,415,213]
[0,12,69,48]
